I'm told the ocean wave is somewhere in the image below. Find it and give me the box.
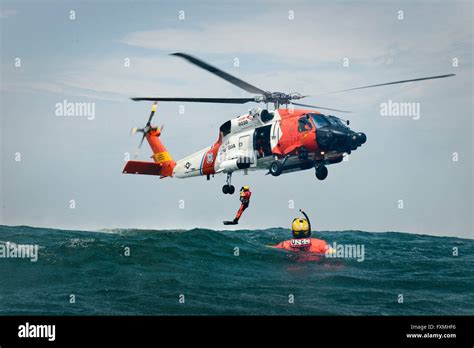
[0,224,472,315]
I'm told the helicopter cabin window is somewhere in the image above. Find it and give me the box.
[219,120,232,137]
[298,117,313,132]
[309,113,330,128]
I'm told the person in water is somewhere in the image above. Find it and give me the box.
[233,186,251,224]
[272,209,331,254]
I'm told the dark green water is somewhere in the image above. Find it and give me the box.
[0,225,472,315]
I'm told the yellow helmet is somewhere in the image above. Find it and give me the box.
[242,186,250,191]
[291,218,311,238]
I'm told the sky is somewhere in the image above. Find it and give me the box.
[0,0,472,238]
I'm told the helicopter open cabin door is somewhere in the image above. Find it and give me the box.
[254,125,273,159]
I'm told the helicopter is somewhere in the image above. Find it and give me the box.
[122,53,454,194]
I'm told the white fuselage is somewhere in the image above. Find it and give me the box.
[173,108,282,178]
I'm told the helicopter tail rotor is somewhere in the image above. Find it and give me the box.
[126,102,176,176]
[130,102,158,152]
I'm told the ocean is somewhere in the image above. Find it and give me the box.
[0,225,472,315]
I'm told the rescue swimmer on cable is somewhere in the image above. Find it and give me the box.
[223,186,252,225]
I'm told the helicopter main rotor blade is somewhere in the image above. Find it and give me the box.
[323,74,455,94]
[171,53,268,95]
[290,102,352,113]
[131,97,255,104]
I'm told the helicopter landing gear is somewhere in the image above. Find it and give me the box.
[222,173,235,194]
[315,164,328,180]
[269,155,290,177]
[269,161,283,176]
[222,185,235,194]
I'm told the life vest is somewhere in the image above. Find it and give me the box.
[276,238,329,254]
[240,190,251,204]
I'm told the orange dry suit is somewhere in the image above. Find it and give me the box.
[274,238,329,254]
[234,189,251,223]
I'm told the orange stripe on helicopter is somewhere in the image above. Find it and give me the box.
[146,128,176,177]
[201,134,222,175]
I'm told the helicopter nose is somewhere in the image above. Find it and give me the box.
[356,132,367,145]
[317,127,366,152]
[348,131,367,150]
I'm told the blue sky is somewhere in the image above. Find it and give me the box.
[1,0,472,238]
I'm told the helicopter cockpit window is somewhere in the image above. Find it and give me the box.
[298,117,313,132]
[327,115,347,128]
[309,113,330,128]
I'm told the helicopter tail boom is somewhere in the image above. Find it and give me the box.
[123,127,176,177]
